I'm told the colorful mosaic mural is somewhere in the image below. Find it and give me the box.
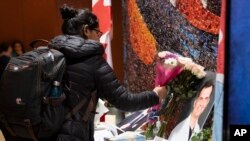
[123,0,220,91]
[123,0,221,138]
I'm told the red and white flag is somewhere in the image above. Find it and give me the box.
[92,0,113,68]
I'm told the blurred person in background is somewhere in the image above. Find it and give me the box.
[12,40,25,57]
[0,42,12,79]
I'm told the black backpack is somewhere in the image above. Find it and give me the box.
[0,47,66,140]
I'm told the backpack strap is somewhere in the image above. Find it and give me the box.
[65,90,97,120]
[0,114,16,137]
[82,90,97,121]
[24,119,38,141]
[0,113,38,141]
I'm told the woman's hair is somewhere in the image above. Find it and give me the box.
[0,42,11,54]
[12,40,25,53]
[60,5,99,37]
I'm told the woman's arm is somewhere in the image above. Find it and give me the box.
[94,57,159,112]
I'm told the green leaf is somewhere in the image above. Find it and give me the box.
[191,136,199,141]
[181,94,186,99]
[188,90,196,98]
[191,128,212,141]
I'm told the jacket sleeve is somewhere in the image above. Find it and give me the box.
[94,57,159,112]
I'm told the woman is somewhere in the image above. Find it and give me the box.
[0,42,12,79]
[49,5,167,141]
[12,40,25,57]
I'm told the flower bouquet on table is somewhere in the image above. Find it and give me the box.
[144,51,206,139]
[191,127,212,141]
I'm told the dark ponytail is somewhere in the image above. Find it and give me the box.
[60,5,99,36]
[60,5,78,20]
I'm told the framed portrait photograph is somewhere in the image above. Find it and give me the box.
[168,71,215,141]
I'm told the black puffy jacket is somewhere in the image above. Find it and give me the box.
[49,35,159,141]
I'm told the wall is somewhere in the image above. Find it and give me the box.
[0,0,123,80]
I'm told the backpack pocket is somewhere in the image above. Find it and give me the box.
[39,93,66,138]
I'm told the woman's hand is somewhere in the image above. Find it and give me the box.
[153,86,168,100]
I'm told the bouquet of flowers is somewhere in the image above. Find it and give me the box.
[191,127,212,141]
[145,51,206,139]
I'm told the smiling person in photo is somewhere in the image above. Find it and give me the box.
[168,81,214,141]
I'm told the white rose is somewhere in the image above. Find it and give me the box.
[196,70,207,79]
[191,64,201,75]
[184,63,195,71]
[196,64,205,71]
[158,51,172,58]
[178,56,193,66]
